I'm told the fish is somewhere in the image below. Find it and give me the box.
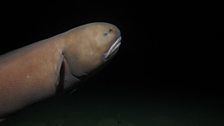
[0,22,121,119]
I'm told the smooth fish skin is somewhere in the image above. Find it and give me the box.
[0,22,121,119]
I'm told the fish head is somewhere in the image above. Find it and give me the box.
[63,22,121,78]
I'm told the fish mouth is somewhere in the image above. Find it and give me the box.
[104,36,121,60]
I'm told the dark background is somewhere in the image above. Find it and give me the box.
[1,1,223,125]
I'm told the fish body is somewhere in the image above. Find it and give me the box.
[0,22,121,119]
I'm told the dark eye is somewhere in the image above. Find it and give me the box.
[103,32,108,36]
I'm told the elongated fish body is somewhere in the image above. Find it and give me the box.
[0,22,121,119]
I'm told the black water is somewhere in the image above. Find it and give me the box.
[1,1,223,126]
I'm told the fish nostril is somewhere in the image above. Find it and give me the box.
[109,28,113,32]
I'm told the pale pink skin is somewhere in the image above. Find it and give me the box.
[0,22,121,119]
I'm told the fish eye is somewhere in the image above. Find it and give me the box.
[103,32,108,36]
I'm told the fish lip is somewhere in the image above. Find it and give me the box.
[104,36,121,60]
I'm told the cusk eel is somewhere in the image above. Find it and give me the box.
[0,22,121,119]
